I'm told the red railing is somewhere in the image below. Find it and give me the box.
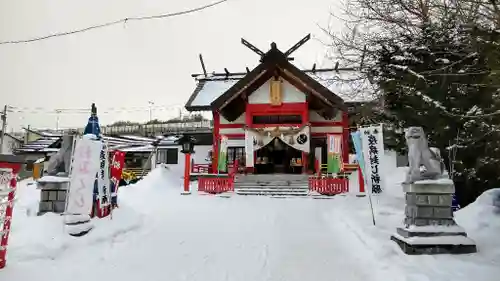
[308,177,349,195]
[198,177,234,193]
[197,160,239,194]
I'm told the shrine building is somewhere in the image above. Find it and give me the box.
[185,40,355,176]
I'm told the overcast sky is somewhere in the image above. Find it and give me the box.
[0,0,341,131]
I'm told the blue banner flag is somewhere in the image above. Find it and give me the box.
[351,131,366,182]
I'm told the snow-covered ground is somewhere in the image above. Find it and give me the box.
[1,166,499,281]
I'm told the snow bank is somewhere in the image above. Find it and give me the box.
[13,178,40,217]
[8,179,144,264]
[118,165,185,213]
[455,188,500,261]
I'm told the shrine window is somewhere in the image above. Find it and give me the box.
[252,115,302,125]
[157,148,178,164]
[227,147,245,164]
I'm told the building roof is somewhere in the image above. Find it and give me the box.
[13,132,212,155]
[14,135,61,153]
[185,44,375,121]
[23,127,62,138]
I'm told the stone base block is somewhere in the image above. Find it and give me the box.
[65,215,93,237]
[397,226,467,238]
[391,233,477,255]
[404,217,456,226]
[403,179,454,194]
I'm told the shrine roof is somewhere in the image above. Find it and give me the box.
[186,66,375,112]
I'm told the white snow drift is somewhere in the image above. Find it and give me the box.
[0,167,498,281]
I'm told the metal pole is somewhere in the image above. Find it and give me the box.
[148,101,154,122]
[55,110,61,131]
[0,105,7,154]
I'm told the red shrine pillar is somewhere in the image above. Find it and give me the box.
[184,153,191,193]
[0,155,24,269]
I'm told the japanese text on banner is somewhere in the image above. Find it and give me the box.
[67,138,102,214]
[360,125,384,193]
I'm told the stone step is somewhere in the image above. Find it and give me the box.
[235,185,308,190]
[235,187,308,191]
[235,190,309,196]
[236,174,309,181]
[235,183,308,187]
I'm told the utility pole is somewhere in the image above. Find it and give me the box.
[55,109,61,131]
[148,101,154,122]
[0,105,7,154]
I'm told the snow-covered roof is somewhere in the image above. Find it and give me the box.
[189,78,242,107]
[14,136,61,153]
[187,71,375,111]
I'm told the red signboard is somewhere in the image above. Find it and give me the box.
[110,150,125,203]
[0,159,23,269]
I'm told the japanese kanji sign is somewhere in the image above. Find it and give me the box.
[97,142,111,207]
[360,125,385,193]
[66,137,102,215]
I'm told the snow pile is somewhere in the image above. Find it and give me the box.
[2,166,500,281]
[118,164,185,213]
[13,178,40,217]
[7,179,144,264]
[455,188,500,262]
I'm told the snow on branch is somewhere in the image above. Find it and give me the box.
[415,91,500,119]
[388,64,426,80]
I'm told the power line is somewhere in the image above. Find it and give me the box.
[0,0,230,45]
[6,104,187,115]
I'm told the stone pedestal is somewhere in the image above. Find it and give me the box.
[391,178,477,255]
[37,176,69,215]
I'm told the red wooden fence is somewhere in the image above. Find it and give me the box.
[308,177,349,195]
[197,160,239,194]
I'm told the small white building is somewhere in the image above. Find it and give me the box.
[1,131,23,154]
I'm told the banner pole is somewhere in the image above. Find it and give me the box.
[63,136,78,231]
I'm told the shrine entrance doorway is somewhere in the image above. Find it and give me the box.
[254,137,303,174]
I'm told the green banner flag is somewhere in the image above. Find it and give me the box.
[327,134,342,174]
[218,136,228,172]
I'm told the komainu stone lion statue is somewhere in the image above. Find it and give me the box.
[404,127,444,183]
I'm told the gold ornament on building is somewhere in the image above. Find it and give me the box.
[270,78,283,106]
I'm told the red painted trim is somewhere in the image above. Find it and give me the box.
[212,111,220,173]
[310,121,344,127]
[251,123,303,128]
[219,123,245,129]
[247,103,308,128]
[224,133,245,139]
[342,111,349,162]
[247,102,307,114]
